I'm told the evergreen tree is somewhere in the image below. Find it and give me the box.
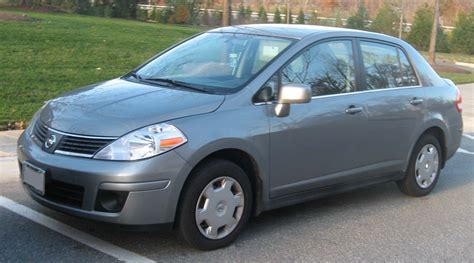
[238,4,246,24]
[407,4,449,52]
[287,9,293,24]
[335,11,343,27]
[150,7,158,21]
[370,3,398,36]
[308,11,318,25]
[451,10,474,54]
[274,8,282,23]
[258,6,268,23]
[297,8,305,24]
[201,9,210,25]
[245,6,252,22]
[346,1,368,30]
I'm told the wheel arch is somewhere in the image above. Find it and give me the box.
[174,145,266,228]
[406,125,448,172]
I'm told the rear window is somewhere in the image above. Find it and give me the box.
[360,41,419,90]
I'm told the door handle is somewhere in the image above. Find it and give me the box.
[345,106,363,114]
[409,98,424,105]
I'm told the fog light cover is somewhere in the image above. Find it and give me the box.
[95,190,129,213]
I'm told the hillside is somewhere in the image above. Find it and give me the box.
[0,9,203,128]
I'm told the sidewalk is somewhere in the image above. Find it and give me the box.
[0,130,22,181]
[0,130,22,157]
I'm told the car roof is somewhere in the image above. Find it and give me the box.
[208,24,372,40]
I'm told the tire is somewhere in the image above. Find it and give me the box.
[397,134,442,197]
[177,159,253,250]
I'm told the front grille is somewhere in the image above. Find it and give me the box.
[56,136,113,156]
[33,121,48,145]
[32,121,115,158]
[44,180,84,208]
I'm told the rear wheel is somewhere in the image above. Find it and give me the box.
[177,159,252,250]
[397,134,442,197]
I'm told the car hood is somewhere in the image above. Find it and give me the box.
[39,79,225,137]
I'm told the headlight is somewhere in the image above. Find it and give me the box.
[94,123,187,161]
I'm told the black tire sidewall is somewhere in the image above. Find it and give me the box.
[177,159,253,250]
[400,134,442,196]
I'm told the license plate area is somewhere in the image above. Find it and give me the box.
[23,162,46,196]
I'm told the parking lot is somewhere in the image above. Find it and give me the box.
[0,84,473,262]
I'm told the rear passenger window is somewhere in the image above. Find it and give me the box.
[281,40,356,97]
[360,41,419,90]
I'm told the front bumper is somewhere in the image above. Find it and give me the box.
[17,129,192,225]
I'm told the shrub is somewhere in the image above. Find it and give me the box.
[346,1,368,30]
[201,9,210,25]
[370,3,398,36]
[258,6,268,23]
[451,10,474,54]
[160,7,174,24]
[136,8,149,21]
[408,4,450,52]
[168,4,190,24]
[308,11,318,25]
[297,8,305,24]
[104,5,114,18]
[274,8,281,23]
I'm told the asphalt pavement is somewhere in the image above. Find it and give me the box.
[0,84,473,262]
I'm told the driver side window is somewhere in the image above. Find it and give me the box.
[281,40,356,97]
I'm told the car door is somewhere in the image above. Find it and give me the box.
[354,40,426,171]
[267,39,374,198]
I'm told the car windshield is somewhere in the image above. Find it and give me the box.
[133,32,294,93]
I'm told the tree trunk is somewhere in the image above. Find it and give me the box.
[398,0,404,39]
[223,0,231,26]
[428,0,439,65]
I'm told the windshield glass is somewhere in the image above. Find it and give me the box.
[134,32,293,93]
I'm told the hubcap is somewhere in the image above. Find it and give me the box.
[415,144,439,189]
[195,176,244,240]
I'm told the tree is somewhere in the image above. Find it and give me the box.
[150,7,158,21]
[297,8,305,24]
[287,9,293,24]
[274,8,282,23]
[408,4,432,50]
[451,10,474,54]
[407,4,449,52]
[370,3,398,36]
[201,9,210,25]
[428,0,440,64]
[238,4,246,24]
[245,6,252,22]
[168,4,190,24]
[335,11,343,27]
[258,6,268,23]
[223,0,231,26]
[346,1,368,30]
[308,11,318,25]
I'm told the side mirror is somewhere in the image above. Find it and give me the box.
[275,84,311,117]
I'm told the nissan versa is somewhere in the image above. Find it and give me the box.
[18,24,463,250]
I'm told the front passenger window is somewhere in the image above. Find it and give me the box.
[281,40,356,97]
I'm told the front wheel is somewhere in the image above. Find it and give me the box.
[177,159,252,250]
[397,134,442,197]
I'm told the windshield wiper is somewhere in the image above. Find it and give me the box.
[142,78,214,94]
[127,72,142,80]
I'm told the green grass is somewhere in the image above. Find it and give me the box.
[420,51,474,84]
[438,72,474,84]
[420,51,474,64]
[1,9,473,129]
[0,9,203,128]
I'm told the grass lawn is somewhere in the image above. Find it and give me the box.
[438,72,474,84]
[0,8,203,128]
[1,9,473,129]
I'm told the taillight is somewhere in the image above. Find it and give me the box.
[455,86,462,113]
